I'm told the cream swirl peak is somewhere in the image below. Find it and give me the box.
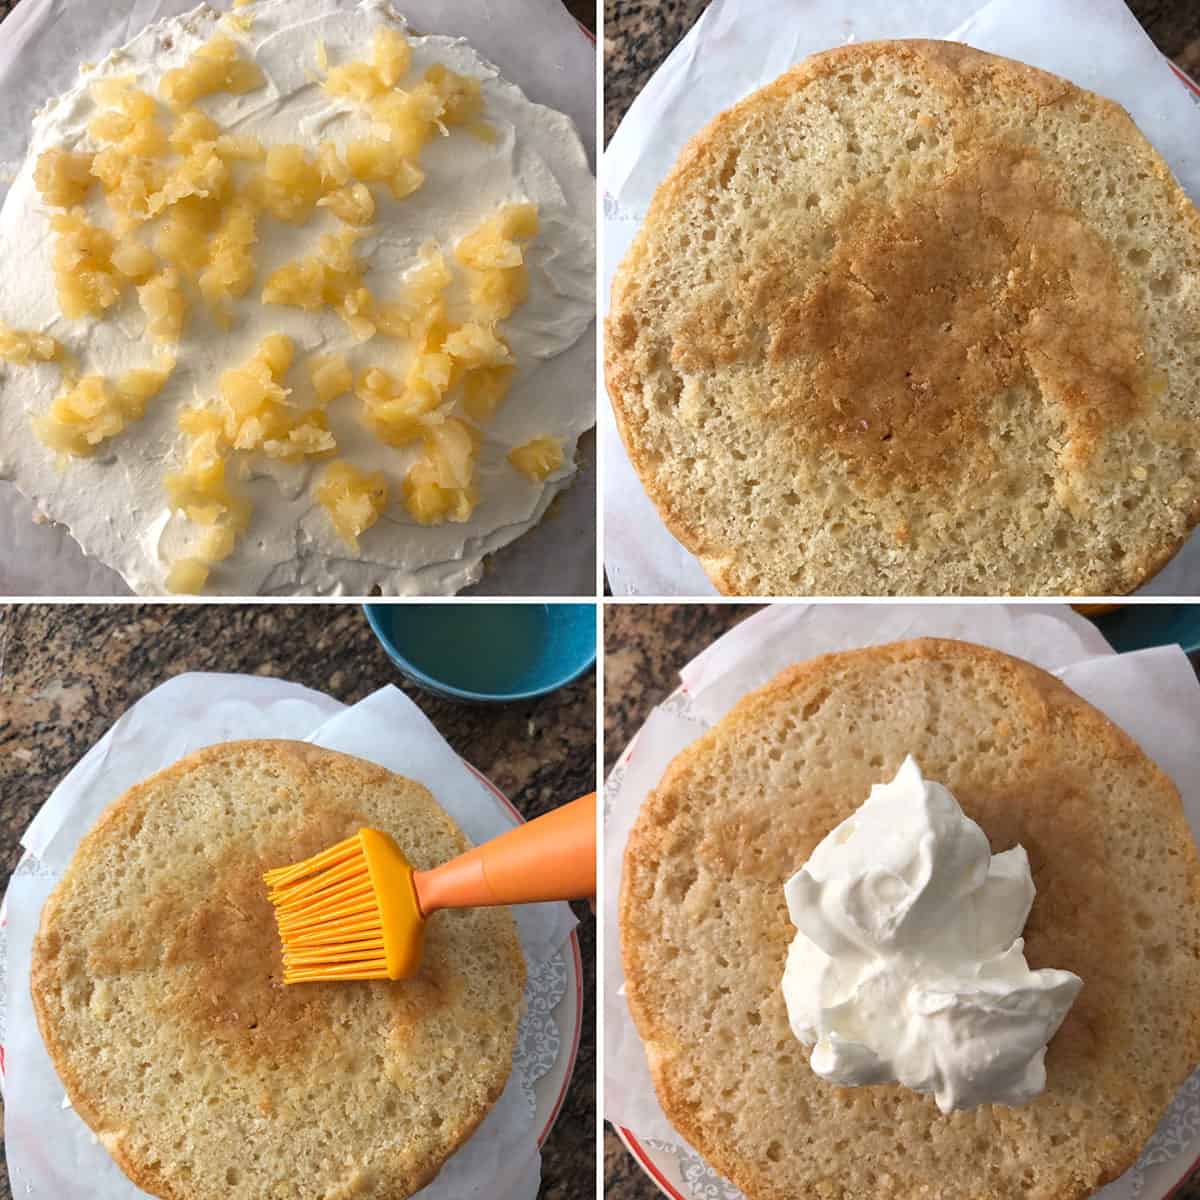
[781,755,1082,1114]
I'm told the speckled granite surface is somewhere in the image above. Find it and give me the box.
[604,603,1200,1200]
[0,603,595,1200]
[605,0,1200,140]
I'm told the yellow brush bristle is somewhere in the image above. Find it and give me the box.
[264,832,390,983]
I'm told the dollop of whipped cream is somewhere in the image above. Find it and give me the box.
[781,755,1082,1114]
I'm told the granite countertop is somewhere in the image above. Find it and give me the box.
[604,603,1200,1200]
[605,0,1200,140]
[0,603,595,1200]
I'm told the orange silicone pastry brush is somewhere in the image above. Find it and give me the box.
[264,792,595,983]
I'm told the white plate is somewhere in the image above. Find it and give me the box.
[609,589,1200,1199]
[1,758,583,1182]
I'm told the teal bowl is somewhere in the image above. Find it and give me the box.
[1086,604,1200,655]
[364,603,596,703]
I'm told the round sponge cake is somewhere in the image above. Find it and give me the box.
[620,639,1200,1200]
[606,41,1200,596]
[32,740,525,1200]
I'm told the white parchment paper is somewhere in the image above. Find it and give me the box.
[3,674,576,1200]
[601,0,1200,597]
[604,604,1200,1198]
[0,0,596,597]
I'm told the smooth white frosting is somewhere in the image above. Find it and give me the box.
[0,0,595,595]
[781,755,1082,1114]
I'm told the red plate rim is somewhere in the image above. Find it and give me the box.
[617,1121,1200,1200]
[462,760,585,1148]
[1170,61,1200,97]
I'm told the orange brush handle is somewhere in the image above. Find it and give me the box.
[413,792,595,914]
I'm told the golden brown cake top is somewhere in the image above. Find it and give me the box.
[620,638,1200,1200]
[33,739,526,1200]
[606,41,1200,596]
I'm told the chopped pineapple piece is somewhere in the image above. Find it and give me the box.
[33,358,172,457]
[323,27,412,101]
[155,194,223,276]
[315,460,388,550]
[262,230,374,338]
[369,243,451,339]
[317,141,349,189]
[165,557,210,593]
[114,355,176,420]
[249,144,324,224]
[165,428,248,520]
[387,160,425,201]
[402,418,480,525]
[373,28,412,88]
[308,353,353,404]
[169,109,220,154]
[422,63,484,127]
[409,349,453,395]
[403,463,479,524]
[374,301,412,339]
[90,75,137,108]
[427,418,478,486]
[33,377,115,457]
[160,34,265,112]
[88,79,166,157]
[443,322,513,370]
[203,333,334,458]
[138,269,188,343]
[455,202,539,269]
[198,198,258,320]
[177,404,224,438]
[455,203,538,322]
[462,365,515,423]
[368,88,444,158]
[90,146,167,227]
[317,182,375,226]
[51,210,122,318]
[403,465,479,524]
[111,236,158,282]
[34,149,95,208]
[199,523,237,562]
[257,332,294,377]
[261,256,326,311]
[215,134,266,161]
[345,135,427,202]
[0,324,61,365]
[355,365,440,446]
[469,263,529,322]
[262,415,336,461]
[219,345,291,448]
[508,436,563,481]
[325,60,388,103]
[221,9,254,33]
[150,142,232,215]
[406,243,453,304]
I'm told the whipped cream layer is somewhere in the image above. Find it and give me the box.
[782,755,1082,1114]
[0,0,595,595]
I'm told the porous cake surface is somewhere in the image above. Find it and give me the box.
[606,41,1200,596]
[620,639,1200,1200]
[32,739,525,1200]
